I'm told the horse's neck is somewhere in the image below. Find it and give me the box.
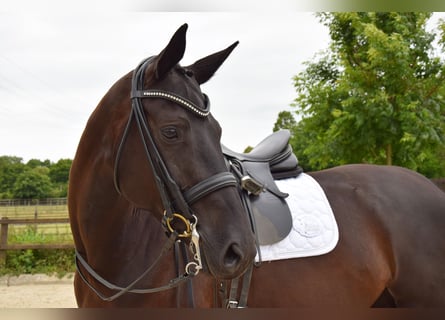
[71,88,197,306]
[84,197,167,264]
[72,157,216,307]
[71,151,169,277]
[86,203,176,280]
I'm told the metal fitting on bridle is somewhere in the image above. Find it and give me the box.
[164,212,193,238]
[163,212,203,276]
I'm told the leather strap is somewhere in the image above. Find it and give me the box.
[75,231,195,302]
[227,277,240,308]
[183,172,238,205]
[225,264,253,308]
[131,58,190,219]
[239,264,253,307]
[174,240,196,307]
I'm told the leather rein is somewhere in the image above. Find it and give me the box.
[75,56,238,302]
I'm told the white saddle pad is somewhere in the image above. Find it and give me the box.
[256,173,339,262]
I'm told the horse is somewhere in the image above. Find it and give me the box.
[69,24,445,308]
[243,164,445,307]
[68,24,257,307]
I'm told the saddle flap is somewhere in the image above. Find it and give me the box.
[242,161,293,245]
[250,193,293,245]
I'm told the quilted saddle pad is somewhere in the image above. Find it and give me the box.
[256,173,339,262]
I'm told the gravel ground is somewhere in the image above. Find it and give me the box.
[0,274,77,308]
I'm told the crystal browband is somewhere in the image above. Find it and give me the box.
[131,89,210,117]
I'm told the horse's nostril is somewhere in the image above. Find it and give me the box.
[223,243,243,269]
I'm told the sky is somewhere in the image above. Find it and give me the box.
[0,8,444,162]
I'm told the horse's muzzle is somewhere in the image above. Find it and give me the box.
[223,243,245,271]
[201,233,256,280]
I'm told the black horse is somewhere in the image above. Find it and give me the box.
[69,24,256,307]
[69,24,445,307]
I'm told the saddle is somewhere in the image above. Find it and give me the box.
[223,130,303,245]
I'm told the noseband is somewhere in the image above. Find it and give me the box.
[75,56,238,302]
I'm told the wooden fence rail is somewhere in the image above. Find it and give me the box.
[0,217,74,264]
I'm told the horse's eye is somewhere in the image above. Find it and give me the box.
[161,126,178,140]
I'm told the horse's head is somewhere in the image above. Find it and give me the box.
[115,24,256,279]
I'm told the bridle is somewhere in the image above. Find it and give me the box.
[75,56,239,302]
[115,56,237,225]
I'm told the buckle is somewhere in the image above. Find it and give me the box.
[227,300,239,308]
[241,176,263,196]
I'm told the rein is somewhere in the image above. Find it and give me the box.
[75,231,187,302]
[75,56,238,303]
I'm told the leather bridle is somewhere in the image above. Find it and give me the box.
[114,56,237,222]
[75,56,239,302]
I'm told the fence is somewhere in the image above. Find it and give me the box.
[0,198,67,217]
[0,197,69,233]
[0,198,73,264]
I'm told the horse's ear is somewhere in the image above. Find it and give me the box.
[188,41,239,84]
[154,24,188,79]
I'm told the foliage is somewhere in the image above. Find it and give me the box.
[26,159,51,169]
[273,111,298,132]
[0,156,72,199]
[12,169,53,199]
[0,156,25,198]
[49,159,72,184]
[49,159,72,198]
[1,249,75,276]
[1,226,75,276]
[286,12,445,177]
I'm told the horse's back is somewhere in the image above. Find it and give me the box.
[310,164,445,224]
[310,164,445,306]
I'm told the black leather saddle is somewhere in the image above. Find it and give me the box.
[223,130,302,246]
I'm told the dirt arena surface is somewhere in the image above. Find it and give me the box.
[0,274,77,308]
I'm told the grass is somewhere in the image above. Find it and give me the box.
[1,201,72,242]
[1,226,75,276]
[0,201,75,276]
[8,225,73,244]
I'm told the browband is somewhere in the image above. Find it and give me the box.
[131,89,210,117]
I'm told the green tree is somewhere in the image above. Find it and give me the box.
[291,12,445,176]
[0,156,73,199]
[48,159,72,197]
[273,111,298,132]
[26,159,51,169]
[0,156,25,198]
[12,169,53,199]
[49,159,72,184]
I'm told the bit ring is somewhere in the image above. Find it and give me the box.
[165,213,192,238]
